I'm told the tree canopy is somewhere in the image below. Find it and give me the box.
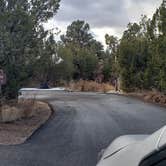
[0,0,60,98]
[117,0,166,92]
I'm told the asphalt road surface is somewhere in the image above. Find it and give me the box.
[0,92,166,166]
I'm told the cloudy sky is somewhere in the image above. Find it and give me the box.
[45,0,162,46]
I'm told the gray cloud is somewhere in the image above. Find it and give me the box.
[55,0,130,28]
[131,0,160,4]
[54,0,162,29]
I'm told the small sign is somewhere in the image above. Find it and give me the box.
[0,69,6,85]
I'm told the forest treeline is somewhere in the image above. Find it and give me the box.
[0,0,165,99]
[117,2,166,92]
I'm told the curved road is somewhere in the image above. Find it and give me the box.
[0,92,166,166]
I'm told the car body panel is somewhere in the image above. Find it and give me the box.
[101,135,148,160]
[97,126,166,166]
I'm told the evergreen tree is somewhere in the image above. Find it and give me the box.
[0,0,60,98]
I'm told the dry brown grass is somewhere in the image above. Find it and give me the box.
[0,99,37,123]
[68,80,114,93]
[18,99,37,118]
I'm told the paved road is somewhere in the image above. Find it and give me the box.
[0,92,166,166]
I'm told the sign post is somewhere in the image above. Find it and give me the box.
[0,69,6,109]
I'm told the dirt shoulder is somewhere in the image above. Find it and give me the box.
[106,90,166,107]
[124,91,166,107]
[0,101,52,145]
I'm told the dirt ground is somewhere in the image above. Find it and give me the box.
[126,91,166,107]
[0,101,52,145]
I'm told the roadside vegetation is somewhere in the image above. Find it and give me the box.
[0,0,60,144]
[118,3,166,93]
[0,99,35,123]
[0,0,165,101]
[68,80,114,93]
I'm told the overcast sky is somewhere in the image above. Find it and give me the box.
[44,0,162,46]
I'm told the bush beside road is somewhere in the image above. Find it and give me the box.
[68,80,114,93]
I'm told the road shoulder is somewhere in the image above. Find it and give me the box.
[0,101,52,145]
